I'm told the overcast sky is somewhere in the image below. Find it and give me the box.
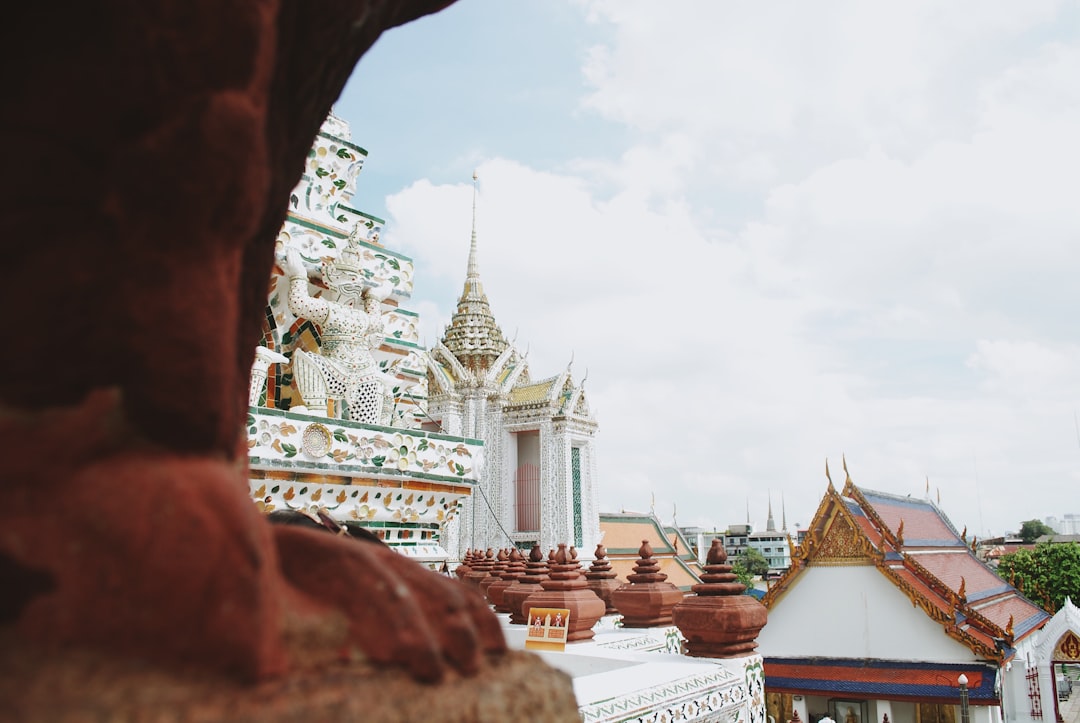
[335,0,1080,538]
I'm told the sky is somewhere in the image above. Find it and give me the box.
[334,0,1080,538]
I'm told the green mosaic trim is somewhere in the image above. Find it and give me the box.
[316,130,367,156]
[337,204,385,225]
[391,308,420,318]
[249,457,478,486]
[287,215,347,238]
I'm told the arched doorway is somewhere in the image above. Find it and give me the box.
[1033,598,1080,723]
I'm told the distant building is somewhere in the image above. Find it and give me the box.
[1045,513,1080,535]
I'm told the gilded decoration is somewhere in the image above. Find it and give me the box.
[1055,630,1080,661]
[812,512,874,566]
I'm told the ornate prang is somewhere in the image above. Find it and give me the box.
[672,538,768,658]
[504,544,550,625]
[520,543,605,642]
[610,540,685,628]
[584,543,622,615]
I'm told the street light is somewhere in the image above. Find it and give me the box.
[958,674,971,723]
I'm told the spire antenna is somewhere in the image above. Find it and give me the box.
[467,170,480,281]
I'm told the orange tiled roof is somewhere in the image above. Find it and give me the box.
[599,513,677,556]
[607,555,701,592]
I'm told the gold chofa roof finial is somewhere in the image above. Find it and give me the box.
[825,459,833,487]
[843,454,852,485]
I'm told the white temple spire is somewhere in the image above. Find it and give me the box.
[467,170,480,282]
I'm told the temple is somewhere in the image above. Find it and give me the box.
[246,112,479,569]
[424,175,602,560]
[758,462,1051,723]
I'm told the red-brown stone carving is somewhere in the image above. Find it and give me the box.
[454,549,475,579]
[521,543,605,642]
[672,538,768,658]
[480,549,509,602]
[584,543,622,615]
[0,0,512,687]
[488,548,526,612]
[504,544,550,625]
[610,540,685,627]
[464,548,495,590]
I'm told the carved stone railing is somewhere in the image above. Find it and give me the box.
[247,407,482,528]
[247,407,482,482]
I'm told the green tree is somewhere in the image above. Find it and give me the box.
[1018,519,1055,543]
[731,558,755,590]
[736,547,770,578]
[997,541,1080,612]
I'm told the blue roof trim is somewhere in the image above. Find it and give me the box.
[884,551,904,561]
[905,538,965,547]
[844,500,866,517]
[966,584,1014,603]
[859,490,937,511]
[1015,610,1051,638]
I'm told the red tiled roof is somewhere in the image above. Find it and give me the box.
[855,489,959,545]
[914,551,1005,597]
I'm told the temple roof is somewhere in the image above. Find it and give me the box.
[762,471,1050,662]
[599,512,703,590]
[506,376,558,407]
[439,174,508,376]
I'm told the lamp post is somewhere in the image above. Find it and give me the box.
[958,674,971,723]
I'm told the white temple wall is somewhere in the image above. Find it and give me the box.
[758,565,977,661]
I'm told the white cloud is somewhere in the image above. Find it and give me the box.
[363,0,1080,538]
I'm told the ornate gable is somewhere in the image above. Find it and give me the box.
[766,460,1049,662]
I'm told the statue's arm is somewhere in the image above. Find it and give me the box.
[284,248,330,324]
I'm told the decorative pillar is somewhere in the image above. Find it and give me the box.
[488,548,526,613]
[464,548,494,590]
[521,543,605,642]
[672,538,767,657]
[454,549,475,579]
[504,544,550,625]
[584,544,621,615]
[610,540,685,627]
[480,549,508,602]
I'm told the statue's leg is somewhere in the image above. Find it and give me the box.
[346,379,385,425]
[290,349,329,415]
